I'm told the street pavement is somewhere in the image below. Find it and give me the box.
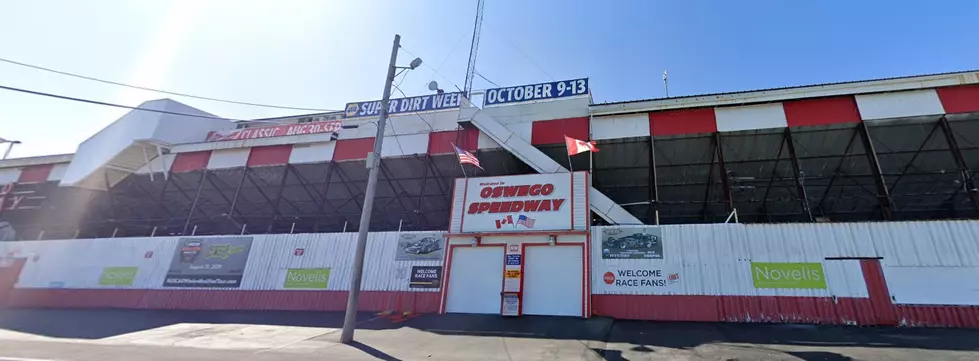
[0,308,978,360]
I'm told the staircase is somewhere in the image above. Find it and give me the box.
[458,106,643,226]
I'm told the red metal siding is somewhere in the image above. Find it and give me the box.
[783,96,861,127]
[16,164,53,183]
[247,145,293,167]
[593,295,877,325]
[531,117,590,145]
[0,259,25,307]
[2,289,440,314]
[333,138,376,161]
[649,108,717,136]
[428,128,479,155]
[170,151,211,173]
[895,305,979,328]
[936,85,979,114]
[859,259,899,326]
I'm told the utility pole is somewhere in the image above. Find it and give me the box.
[340,34,402,344]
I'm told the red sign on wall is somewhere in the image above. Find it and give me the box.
[206,121,342,142]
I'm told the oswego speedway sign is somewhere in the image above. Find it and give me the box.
[459,173,581,233]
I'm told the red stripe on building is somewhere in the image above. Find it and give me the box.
[531,117,590,145]
[936,85,979,114]
[428,128,479,155]
[783,96,861,127]
[1,289,441,314]
[170,151,211,173]
[247,145,293,167]
[649,108,717,136]
[860,259,899,326]
[16,164,54,183]
[333,138,376,161]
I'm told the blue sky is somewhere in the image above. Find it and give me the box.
[1,1,976,158]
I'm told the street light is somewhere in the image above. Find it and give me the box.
[0,139,21,160]
[340,34,420,343]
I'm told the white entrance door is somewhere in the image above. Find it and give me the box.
[522,245,583,317]
[445,247,504,314]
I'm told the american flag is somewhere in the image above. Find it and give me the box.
[453,144,483,169]
[517,215,535,228]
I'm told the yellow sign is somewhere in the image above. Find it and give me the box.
[504,270,521,278]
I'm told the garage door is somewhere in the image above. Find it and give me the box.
[522,245,583,317]
[445,247,504,314]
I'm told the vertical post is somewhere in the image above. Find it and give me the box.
[191,225,198,236]
[181,170,208,235]
[341,34,401,343]
[783,128,814,221]
[150,226,158,237]
[73,229,81,239]
[36,230,44,240]
[227,168,248,222]
[290,222,296,234]
[938,116,979,215]
[857,122,894,220]
[648,136,660,225]
[111,228,119,238]
[714,133,734,213]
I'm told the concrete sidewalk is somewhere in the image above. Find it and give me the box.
[1,309,978,360]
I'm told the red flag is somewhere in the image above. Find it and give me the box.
[565,136,599,156]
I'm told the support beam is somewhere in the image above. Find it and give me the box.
[415,155,431,228]
[244,168,282,216]
[857,121,895,220]
[103,171,117,220]
[181,170,208,235]
[379,161,416,216]
[227,167,249,222]
[887,121,942,193]
[424,155,453,205]
[759,130,788,220]
[700,134,718,220]
[817,128,860,213]
[714,132,734,213]
[938,116,979,215]
[267,164,292,229]
[647,136,660,225]
[784,128,814,221]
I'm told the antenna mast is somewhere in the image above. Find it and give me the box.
[463,0,486,97]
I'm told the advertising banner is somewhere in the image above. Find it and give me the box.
[599,267,683,294]
[751,262,827,289]
[460,173,574,233]
[484,78,589,106]
[205,121,342,142]
[98,267,138,286]
[283,268,331,289]
[163,237,253,288]
[409,266,443,289]
[600,227,663,259]
[344,92,463,118]
[501,293,520,316]
[395,233,445,261]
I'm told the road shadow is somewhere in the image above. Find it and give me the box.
[0,308,393,339]
[347,341,402,361]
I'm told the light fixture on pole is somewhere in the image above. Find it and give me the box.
[0,138,21,160]
[340,34,421,344]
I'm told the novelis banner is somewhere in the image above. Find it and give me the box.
[98,267,138,286]
[751,262,827,289]
[283,268,331,289]
[163,237,253,288]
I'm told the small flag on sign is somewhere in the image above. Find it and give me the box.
[517,215,535,228]
[495,215,514,229]
[453,144,483,169]
[565,136,599,156]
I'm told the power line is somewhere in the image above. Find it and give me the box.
[398,46,464,93]
[475,70,501,88]
[0,57,340,112]
[0,83,244,121]
[483,22,555,81]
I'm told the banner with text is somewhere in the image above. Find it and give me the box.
[597,267,684,294]
[459,173,584,233]
[600,227,664,259]
[395,233,445,261]
[344,92,463,118]
[163,237,253,288]
[484,78,589,106]
[206,121,342,142]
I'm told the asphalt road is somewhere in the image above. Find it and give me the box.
[1,309,978,360]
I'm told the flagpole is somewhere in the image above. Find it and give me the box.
[452,142,468,178]
[565,135,573,172]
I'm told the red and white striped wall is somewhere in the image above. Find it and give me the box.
[593,84,979,139]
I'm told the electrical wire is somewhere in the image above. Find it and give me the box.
[398,46,464,92]
[0,83,244,121]
[474,70,501,88]
[0,57,340,112]
[482,22,555,81]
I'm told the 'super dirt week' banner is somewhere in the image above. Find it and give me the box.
[163,237,253,288]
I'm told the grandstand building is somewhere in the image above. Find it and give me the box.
[1,71,977,241]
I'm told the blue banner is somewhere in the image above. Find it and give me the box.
[484,78,589,106]
[344,92,464,118]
